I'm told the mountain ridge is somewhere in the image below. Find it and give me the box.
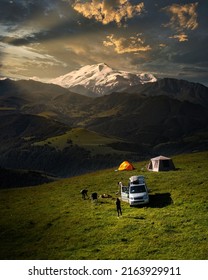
[0,76,208,178]
[126,77,208,108]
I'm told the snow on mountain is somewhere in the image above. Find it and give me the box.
[50,63,157,97]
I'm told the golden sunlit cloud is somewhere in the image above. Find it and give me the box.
[162,2,198,32]
[159,43,167,48]
[103,34,151,54]
[169,34,188,42]
[72,0,145,25]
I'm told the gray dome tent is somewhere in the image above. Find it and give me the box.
[147,155,175,172]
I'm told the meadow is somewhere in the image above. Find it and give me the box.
[33,127,123,155]
[0,151,207,260]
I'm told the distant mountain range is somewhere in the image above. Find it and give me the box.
[126,77,208,108]
[1,68,208,184]
[50,63,157,97]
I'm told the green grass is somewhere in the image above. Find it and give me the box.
[33,127,125,154]
[0,151,208,260]
[37,111,58,118]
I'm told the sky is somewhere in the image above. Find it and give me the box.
[0,0,207,85]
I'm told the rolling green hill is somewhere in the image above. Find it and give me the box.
[85,93,208,146]
[0,151,207,260]
[0,78,208,179]
[33,127,125,155]
[0,113,135,178]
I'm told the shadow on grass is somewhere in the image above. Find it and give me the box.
[148,193,173,208]
[129,192,173,209]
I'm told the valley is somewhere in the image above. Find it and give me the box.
[0,67,208,184]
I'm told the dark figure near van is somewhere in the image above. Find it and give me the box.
[116,198,122,217]
[80,189,88,199]
[91,192,98,201]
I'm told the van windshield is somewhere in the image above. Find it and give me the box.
[130,185,146,193]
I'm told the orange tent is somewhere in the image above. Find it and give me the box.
[118,161,134,171]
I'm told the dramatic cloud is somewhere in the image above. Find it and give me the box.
[72,0,145,25]
[162,2,198,32]
[103,34,151,54]
[0,1,207,85]
[169,34,188,42]
[0,42,66,79]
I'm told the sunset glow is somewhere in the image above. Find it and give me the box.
[0,0,207,85]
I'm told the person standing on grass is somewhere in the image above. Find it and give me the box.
[116,198,122,217]
[80,189,88,200]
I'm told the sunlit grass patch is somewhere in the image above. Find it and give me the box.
[0,151,207,259]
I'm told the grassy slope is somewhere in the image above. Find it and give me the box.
[33,127,125,155]
[0,152,207,260]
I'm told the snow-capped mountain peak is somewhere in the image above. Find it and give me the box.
[50,63,157,97]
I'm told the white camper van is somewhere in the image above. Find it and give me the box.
[120,175,149,206]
